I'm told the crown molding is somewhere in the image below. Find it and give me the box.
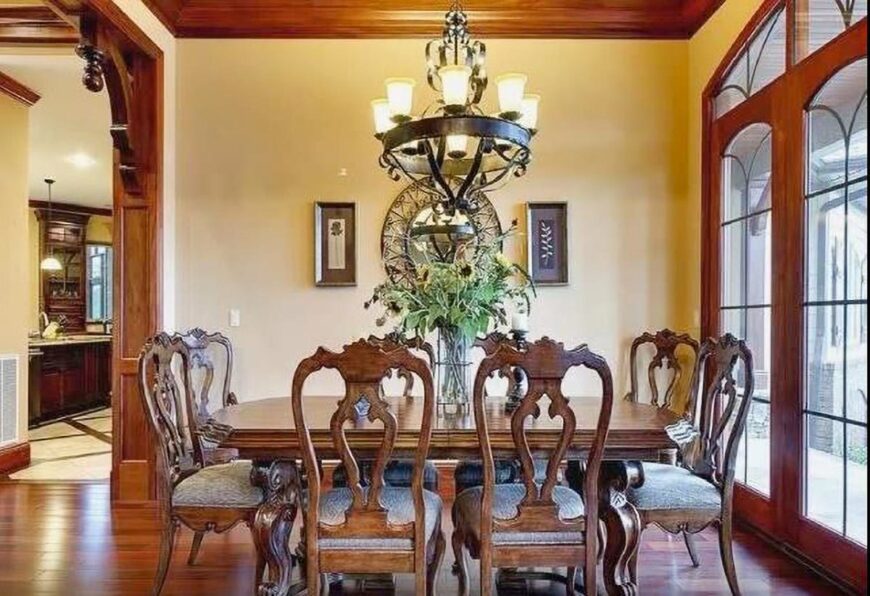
[140,1,726,40]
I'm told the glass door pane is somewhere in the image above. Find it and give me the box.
[720,122,774,496]
[803,59,868,545]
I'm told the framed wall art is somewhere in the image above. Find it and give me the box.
[314,202,357,287]
[526,202,568,286]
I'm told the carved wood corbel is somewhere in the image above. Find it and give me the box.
[75,10,142,196]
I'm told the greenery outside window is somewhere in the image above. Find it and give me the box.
[86,244,113,322]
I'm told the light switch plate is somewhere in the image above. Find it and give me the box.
[229,309,241,327]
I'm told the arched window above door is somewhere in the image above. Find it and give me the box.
[715,7,787,117]
[796,0,869,61]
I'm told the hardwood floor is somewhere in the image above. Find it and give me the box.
[0,482,844,595]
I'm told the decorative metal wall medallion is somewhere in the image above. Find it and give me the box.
[381,177,502,284]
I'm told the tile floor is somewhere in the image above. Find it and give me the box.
[8,408,112,481]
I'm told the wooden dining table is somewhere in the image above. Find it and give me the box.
[202,394,681,596]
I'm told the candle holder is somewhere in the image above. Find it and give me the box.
[505,329,528,412]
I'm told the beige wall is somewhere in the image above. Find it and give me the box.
[0,92,31,442]
[677,0,766,332]
[176,39,690,399]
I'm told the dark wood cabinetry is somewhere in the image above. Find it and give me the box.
[35,209,91,332]
[29,340,112,426]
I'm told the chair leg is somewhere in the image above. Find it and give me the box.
[628,548,639,585]
[153,521,178,596]
[684,532,701,567]
[451,529,468,596]
[254,547,266,592]
[566,567,577,595]
[187,531,205,565]
[719,515,741,596]
[306,563,320,596]
[427,529,446,595]
[480,550,493,596]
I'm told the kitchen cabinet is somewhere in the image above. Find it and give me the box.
[28,338,111,426]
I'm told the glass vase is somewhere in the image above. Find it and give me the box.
[436,326,471,410]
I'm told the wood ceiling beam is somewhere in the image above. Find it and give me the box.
[0,5,78,45]
[138,0,725,40]
[0,69,41,105]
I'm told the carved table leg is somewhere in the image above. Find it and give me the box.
[251,459,301,596]
[598,460,644,596]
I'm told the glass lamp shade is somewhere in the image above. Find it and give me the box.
[385,78,416,120]
[446,134,469,158]
[439,65,472,108]
[519,94,540,130]
[371,99,393,135]
[40,255,63,271]
[496,73,528,117]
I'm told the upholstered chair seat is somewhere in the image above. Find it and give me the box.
[627,462,721,513]
[172,461,264,509]
[318,487,442,550]
[454,484,586,546]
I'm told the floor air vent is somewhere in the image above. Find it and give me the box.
[0,355,18,446]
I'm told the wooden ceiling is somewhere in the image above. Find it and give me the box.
[0,2,78,45]
[141,0,725,40]
[0,1,725,45]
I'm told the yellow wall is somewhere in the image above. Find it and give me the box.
[176,39,690,399]
[679,0,766,332]
[0,92,31,442]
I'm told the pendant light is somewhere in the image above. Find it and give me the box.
[40,178,63,272]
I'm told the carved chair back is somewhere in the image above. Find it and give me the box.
[472,337,613,554]
[292,339,436,555]
[474,331,520,397]
[625,329,699,414]
[138,333,204,508]
[175,328,236,424]
[367,333,434,399]
[682,334,755,494]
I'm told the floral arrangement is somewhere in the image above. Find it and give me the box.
[365,221,534,340]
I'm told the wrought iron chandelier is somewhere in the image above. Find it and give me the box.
[371,1,539,215]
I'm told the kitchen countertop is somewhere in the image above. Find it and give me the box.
[29,335,112,348]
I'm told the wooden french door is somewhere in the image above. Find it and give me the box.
[702,1,867,590]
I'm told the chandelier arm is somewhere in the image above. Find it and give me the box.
[383,150,428,188]
[455,140,487,208]
[423,141,457,207]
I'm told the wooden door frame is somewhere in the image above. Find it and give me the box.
[701,0,868,590]
[70,0,164,502]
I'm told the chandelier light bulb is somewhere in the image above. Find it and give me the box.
[439,65,472,110]
[446,134,469,158]
[385,78,416,121]
[496,73,528,119]
[371,99,393,135]
[519,94,541,130]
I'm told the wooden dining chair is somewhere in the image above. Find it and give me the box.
[625,333,755,595]
[625,328,699,414]
[454,331,547,494]
[331,334,440,492]
[452,337,614,596]
[292,339,445,595]
[174,327,242,565]
[138,333,266,596]
[624,328,702,564]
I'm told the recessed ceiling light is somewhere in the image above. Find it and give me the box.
[65,152,97,169]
